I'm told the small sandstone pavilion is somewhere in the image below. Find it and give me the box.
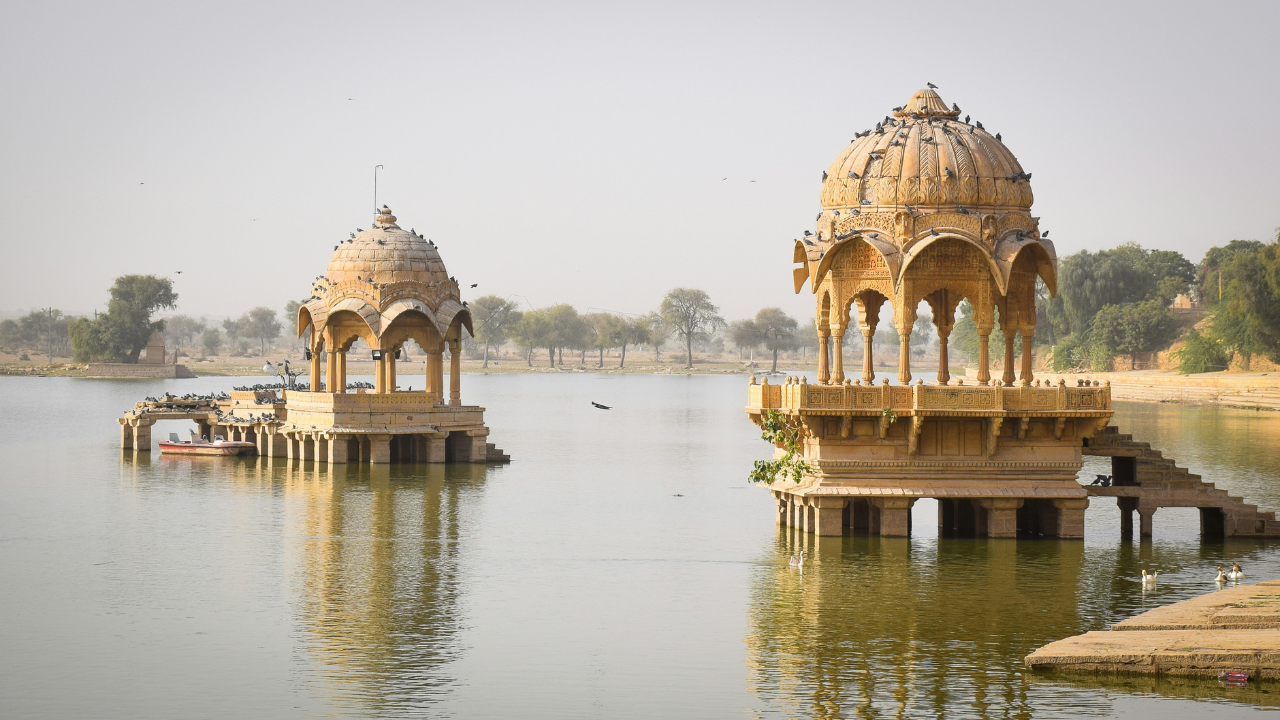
[286,205,507,464]
[748,88,1111,538]
[119,205,508,465]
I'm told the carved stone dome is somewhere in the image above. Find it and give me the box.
[324,206,451,285]
[820,88,1032,212]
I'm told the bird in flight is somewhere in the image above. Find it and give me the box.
[174,271,183,274]
[591,401,611,410]
[470,283,478,288]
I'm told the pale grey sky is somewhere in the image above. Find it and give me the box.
[2,1,1277,324]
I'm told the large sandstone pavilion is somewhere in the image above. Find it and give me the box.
[748,88,1112,538]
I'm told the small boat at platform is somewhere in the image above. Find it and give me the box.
[159,432,256,456]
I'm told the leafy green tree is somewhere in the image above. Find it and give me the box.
[1090,299,1177,368]
[727,318,761,362]
[470,295,522,367]
[544,304,584,367]
[200,328,222,358]
[583,313,619,367]
[748,409,811,485]
[1174,328,1229,374]
[660,288,725,368]
[616,316,651,369]
[646,312,672,361]
[511,310,551,366]
[1210,241,1280,363]
[1199,239,1266,306]
[243,307,282,355]
[69,275,176,362]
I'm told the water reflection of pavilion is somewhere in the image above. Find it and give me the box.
[745,536,1092,719]
[241,458,487,715]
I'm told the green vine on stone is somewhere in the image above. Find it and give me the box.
[882,407,897,423]
[748,409,812,485]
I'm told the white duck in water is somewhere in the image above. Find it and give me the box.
[1141,570,1158,585]
[789,551,805,568]
[1215,566,1227,584]
[1228,563,1245,580]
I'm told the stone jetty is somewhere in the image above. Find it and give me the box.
[1026,580,1280,678]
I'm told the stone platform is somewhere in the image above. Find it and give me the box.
[750,376,1113,538]
[1026,581,1280,678]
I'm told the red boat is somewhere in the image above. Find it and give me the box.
[1219,670,1249,686]
[159,432,257,456]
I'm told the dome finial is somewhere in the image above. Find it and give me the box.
[894,88,961,119]
[375,205,397,226]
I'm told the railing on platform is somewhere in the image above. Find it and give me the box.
[746,377,1110,413]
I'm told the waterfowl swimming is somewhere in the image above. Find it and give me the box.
[789,551,805,568]
[1215,566,1227,583]
[1141,570,1158,585]
[1228,563,1245,580]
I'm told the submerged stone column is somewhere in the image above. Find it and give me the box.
[132,421,153,452]
[449,339,462,406]
[426,432,447,463]
[980,498,1023,538]
[368,434,391,464]
[120,420,133,450]
[1138,507,1155,538]
[814,498,846,536]
[875,498,914,537]
[1051,498,1089,539]
[328,435,349,464]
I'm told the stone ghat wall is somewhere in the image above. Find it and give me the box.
[88,363,196,379]
[1037,372,1280,411]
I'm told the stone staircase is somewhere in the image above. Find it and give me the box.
[1084,425,1280,538]
[485,442,511,463]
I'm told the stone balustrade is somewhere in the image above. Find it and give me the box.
[747,376,1110,415]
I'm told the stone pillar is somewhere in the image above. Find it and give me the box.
[300,437,314,462]
[426,433,447,463]
[1118,497,1138,539]
[469,432,488,463]
[861,328,876,382]
[1051,498,1089,539]
[133,421,152,452]
[326,349,338,393]
[814,498,845,537]
[817,333,830,384]
[936,325,952,384]
[1001,334,1016,387]
[1019,329,1035,386]
[285,435,296,460]
[831,329,845,384]
[875,498,914,537]
[316,435,329,463]
[374,354,386,394]
[427,348,443,402]
[336,350,347,393]
[256,429,268,457]
[328,435,349,464]
[449,340,462,406]
[120,421,133,449]
[803,504,816,534]
[793,498,804,529]
[387,352,397,393]
[368,434,391,464]
[897,331,912,385]
[1138,507,1155,538]
[977,331,991,385]
[310,350,322,391]
[775,492,788,526]
[979,498,1023,538]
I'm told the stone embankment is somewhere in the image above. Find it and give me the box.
[1026,580,1280,678]
[1039,371,1280,411]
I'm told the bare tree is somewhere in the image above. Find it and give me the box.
[659,288,725,369]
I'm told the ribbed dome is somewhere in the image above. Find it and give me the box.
[325,206,450,285]
[820,89,1032,211]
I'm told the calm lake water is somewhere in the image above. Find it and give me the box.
[2,373,1280,719]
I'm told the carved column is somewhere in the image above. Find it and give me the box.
[373,353,386,394]
[387,351,397,393]
[817,332,830,384]
[427,345,444,402]
[936,324,952,384]
[326,348,337,393]
[335,350,346,393]
[310,347,322,391]
[449,339,462,406]
[898,331,912,384]
[1019,329,1035,386]
[977,331,991,385]
[861,328,874,382]
[831,327,845,384]
[1001,333,1016,387]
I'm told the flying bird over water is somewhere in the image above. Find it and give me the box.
[470,283,478,288]
[591,402,611,410]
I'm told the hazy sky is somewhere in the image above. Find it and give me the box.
[2,1,1278,324]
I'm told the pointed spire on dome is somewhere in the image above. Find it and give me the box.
[893,89,961,119]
